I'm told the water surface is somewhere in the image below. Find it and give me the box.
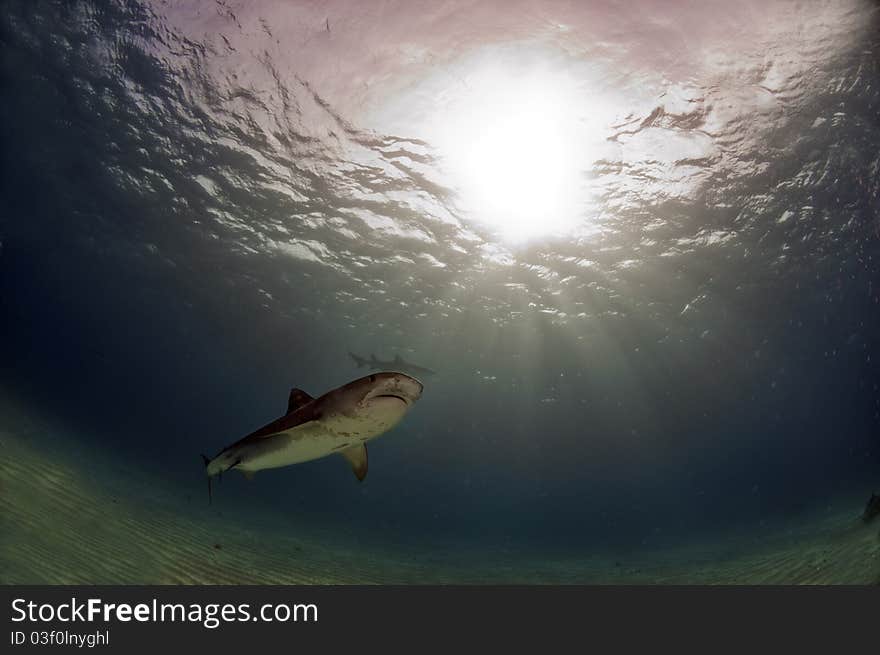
[1,0,879,582]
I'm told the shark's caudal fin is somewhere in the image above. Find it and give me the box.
[201,454,212,505]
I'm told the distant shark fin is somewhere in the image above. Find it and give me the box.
[287,388,315,414]
[340,443,368,482]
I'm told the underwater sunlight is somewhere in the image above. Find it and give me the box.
[0,0,878,595]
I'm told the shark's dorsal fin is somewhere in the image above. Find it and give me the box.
[340,443,368,481]
[287,388,314,414]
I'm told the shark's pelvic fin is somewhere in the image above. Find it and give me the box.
[240,469,255,480]
[340,443,368,481]
[287,388,315,414]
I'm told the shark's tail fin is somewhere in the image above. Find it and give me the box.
[349,351,366,368]
[201,454,212,505]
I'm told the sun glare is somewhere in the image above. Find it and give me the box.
[430,58,594,241]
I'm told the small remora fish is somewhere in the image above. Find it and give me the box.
[201,372,423,502]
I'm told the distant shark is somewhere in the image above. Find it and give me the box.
[349,351,437,378]
[202,372,423,502]
[863,493,880,523]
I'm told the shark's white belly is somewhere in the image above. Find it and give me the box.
[243,429,341,471]
[238,400,407,473]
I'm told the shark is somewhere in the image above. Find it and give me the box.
[201,372,423,501]
[349,351,437,378]
[863,493,880,523]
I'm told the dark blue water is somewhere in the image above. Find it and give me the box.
[1,0,879,556]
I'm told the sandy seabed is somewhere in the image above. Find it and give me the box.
[1,406,878,585]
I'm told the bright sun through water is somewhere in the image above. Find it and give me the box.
[426,54,597,242]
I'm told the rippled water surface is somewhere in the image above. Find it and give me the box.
[1,0,879,569]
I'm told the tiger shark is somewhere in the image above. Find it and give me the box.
[349,351,437,378]
[202,372,423,501]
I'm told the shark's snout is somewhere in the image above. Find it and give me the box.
[365,372,423,405]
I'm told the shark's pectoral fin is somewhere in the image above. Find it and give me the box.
[340,443,368,482]
[287,388,315,414]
